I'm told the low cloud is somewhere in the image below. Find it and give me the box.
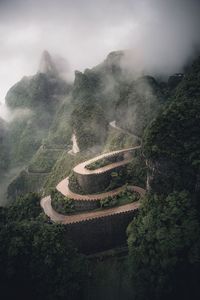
[0,0,199,101]
[0,102,32,122]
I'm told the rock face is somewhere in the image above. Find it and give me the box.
[0,117,9,174]
[146,158,196,195]
[144,57,200,196]
[115,75,163,136]
[38,50,58,76]
[168,73,184,89]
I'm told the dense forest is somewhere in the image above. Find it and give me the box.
[0,50,200,300]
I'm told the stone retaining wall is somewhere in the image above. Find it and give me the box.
[73,199,100,210]
[74,165,128,194]
[65,209,138,254]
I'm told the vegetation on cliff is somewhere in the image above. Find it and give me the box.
[0,118,9,174]
[71,102,108,150]
[51,189,75,214]
[127,56,200,299]
[127,191,200,300]
[115,76,166,136]
[0,193,87,300]
[144,57,200,195]
[4,50,158,201]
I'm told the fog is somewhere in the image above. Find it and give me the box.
[0,0,200,103]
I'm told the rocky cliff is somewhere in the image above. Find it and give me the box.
[144,57,200,196]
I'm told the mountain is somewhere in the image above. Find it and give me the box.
[4,50,197,203]
[1,49,200,300]
[144,56,200,196]
[0,51,72,203]
[5,49,72,164]
[0,117,9,174]
[127,56,200,300]
[38,50,59,76]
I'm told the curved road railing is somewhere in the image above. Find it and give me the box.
[41,185,145,225]
[40,120,145,224]
[73,146,140,176]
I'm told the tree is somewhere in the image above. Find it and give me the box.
[127,191,200,300]
[0,193,88,300]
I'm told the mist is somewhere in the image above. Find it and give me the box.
[0,0,200,104]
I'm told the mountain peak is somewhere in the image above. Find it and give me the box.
[38,50,58,76]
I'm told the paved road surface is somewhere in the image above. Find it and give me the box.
[57,177,127,201]
[73,146,140,175]
[40,120,145,224]
[41,195,141,225]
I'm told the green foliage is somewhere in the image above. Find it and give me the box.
[44,152,75,193]
[115,76,164,136]
[85,255,134,300]
[144,97,200,164]
[105,168,128,192]
[45,97,73,147]
[5,72,71,166]
[126,150,147,187]
[6,73,70,110]
[7,117,40,164]
[4,74,73,201]
[117,188,140,205]
[7,170,48,201]
[100,196,118,208]
[100,189,139,208]
[51,189,75,214]
[127,57,200,299]
[44,152,91,194]
[144,56,200,164]
[175,56,200,100]
[0,118,9,173]
[71,102,108,150]
[143,57,200,195]
[6,193,42,222]
[144,75,200,194]
[0,193,87,300]
[127,191,200,300]
[73,70,101,103]
[68,172,85,195]
[86,154,124,170]
[104,127,138,151]
[28,147,64,173]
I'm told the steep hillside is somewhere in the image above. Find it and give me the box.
[71,102,108,151]
[127,56,200,300]
[144,56,200,195]
[0,117,9,174]
[0,52,72,203]
[4,50,186,202]
[115,76,168,136]
[5,50,71,165]
[70,51,169,155]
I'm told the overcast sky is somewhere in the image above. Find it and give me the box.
[0,0,200,101]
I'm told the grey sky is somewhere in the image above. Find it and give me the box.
[0,0,200,101]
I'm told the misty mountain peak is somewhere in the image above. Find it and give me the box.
[105,51,124,67]
[38,50,58,76]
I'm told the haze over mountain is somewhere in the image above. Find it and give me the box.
[0,1,200,300]
[38,50,58,76]
[0,0,200,102]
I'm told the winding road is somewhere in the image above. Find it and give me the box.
[57,177,127,201]
[41,185,145,225]
[73,146,140,175]
[40,121,145,224]
[109,120,142,142]
[68,133,80,155]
